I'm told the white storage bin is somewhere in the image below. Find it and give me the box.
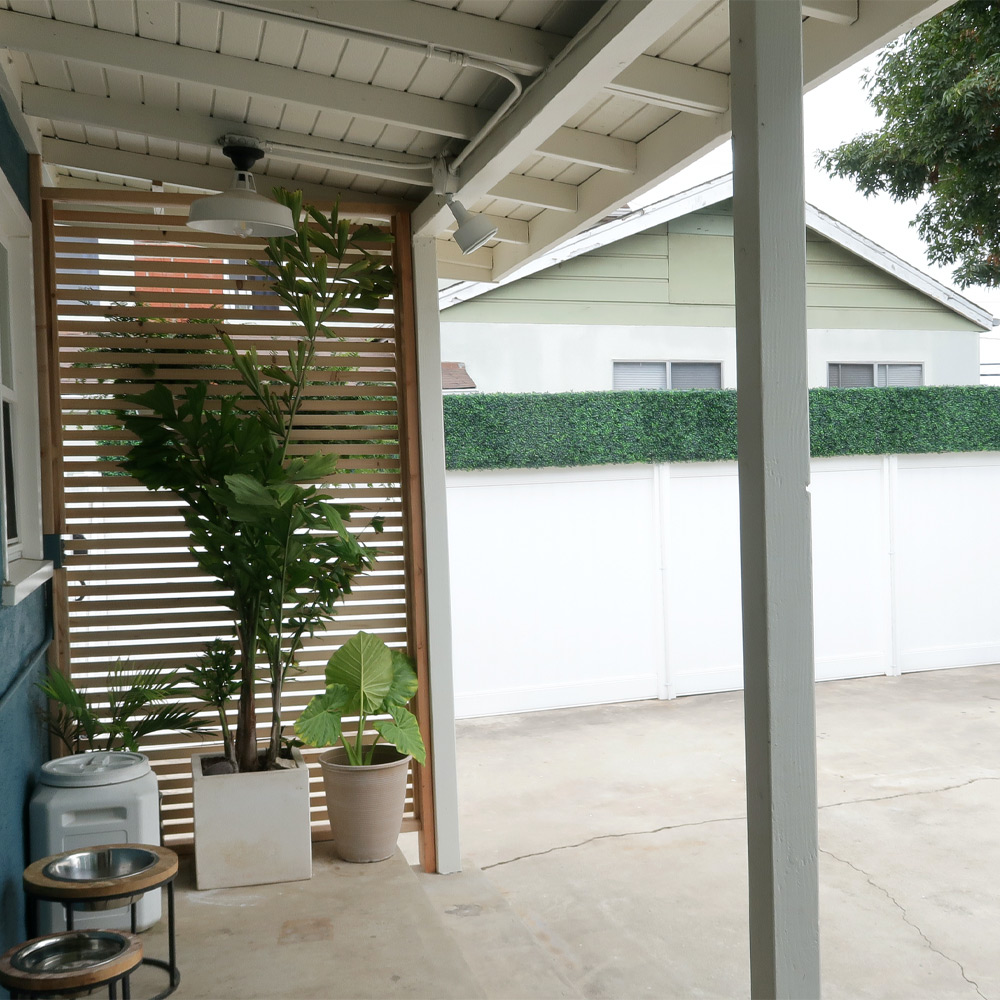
[29,751,161,932]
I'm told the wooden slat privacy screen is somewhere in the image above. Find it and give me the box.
[38,188,433,865]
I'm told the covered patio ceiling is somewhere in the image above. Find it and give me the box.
[0,0,947,283]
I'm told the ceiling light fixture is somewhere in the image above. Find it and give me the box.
[446,194,498,255]
[187,138,295,238]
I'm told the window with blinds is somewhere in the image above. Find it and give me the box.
[613,361,667,390]
[828,363,924,388]
[670,362,722,390]
[613,361,722,390]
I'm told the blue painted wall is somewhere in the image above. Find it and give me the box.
[0,98,29,216]
[0,107,51,987]
[0,586,51,961]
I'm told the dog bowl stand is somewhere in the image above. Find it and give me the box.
[0,930,142,998]
[23,844,179,1000]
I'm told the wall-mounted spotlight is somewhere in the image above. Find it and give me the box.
[446,194,498,255]
[187,138,295,238]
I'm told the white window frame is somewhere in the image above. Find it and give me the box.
[613,360,723,391]
[0,171,52,605]
[827,362,925,388]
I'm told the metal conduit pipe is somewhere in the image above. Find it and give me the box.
[188,0,525,182]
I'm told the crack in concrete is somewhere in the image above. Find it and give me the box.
[820,847,988,1000]
[480,813,745,870]
[818,775,1000,812]
[482,775,1000,871]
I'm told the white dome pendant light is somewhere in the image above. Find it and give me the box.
[187,139,295,238]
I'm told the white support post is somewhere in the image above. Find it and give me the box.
[728,2,821,998]
[411,236,462,874]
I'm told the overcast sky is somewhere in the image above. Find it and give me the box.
[631,54,1000,370]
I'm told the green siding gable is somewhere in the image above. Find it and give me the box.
[442,205,980,332]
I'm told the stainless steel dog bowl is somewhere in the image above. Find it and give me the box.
[43,847,158,909]
[44,847,157,883]
[11,930,128,974]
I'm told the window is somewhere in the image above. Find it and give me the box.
[613,361,722,390]
[0,173,52,605]
[0,241,19,560]
[828,363,924,388]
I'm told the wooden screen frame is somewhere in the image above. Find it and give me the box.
[32,164,437,871]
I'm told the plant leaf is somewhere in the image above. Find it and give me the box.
[324,631,392,715]
[294,684,353,748]
[373,704,426,764]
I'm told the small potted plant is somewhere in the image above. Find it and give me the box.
[295,631,426,863]
[38,662,199,754]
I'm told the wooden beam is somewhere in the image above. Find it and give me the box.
[607,55,729,116]
[489,176,576,213]
[412,0,694,237]
[434,238,493,273]
[802,0,859,25]
[22,85,432,186]
[40,137,408,207]
[0,8,486,140]
[391,210,437,875]
[538,128,637,174]
[729,2,819,997]
[222,0,566,75]
[480,217,528,245]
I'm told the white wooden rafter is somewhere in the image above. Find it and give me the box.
[39,137,402,205]
[537,127,637,174]
[605,55,729,116]
[0,8,487,140]
[212,0,567,75]
[22,86,431,186]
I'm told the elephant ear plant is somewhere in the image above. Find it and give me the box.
[295,631,426,765]
[117,191,395,773]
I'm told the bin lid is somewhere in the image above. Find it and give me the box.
[40,751,151,787]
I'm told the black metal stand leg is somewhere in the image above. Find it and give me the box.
[167,880,177,985]
[130,900,137,934]
[109,978,117,999]
[122,971,131,999]
[64,902,74,931]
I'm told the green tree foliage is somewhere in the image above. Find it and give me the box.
[818,1,1000,287]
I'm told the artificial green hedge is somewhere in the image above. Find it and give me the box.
[442,386,1000,470]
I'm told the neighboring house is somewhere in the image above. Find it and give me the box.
[440,361,477,393]
[438,176,999,720]
[440,175,991,393]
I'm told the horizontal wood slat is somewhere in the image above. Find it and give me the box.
[51,197,423,851]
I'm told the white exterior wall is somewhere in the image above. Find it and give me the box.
[447,452,1000,717]
[441,322,980,392]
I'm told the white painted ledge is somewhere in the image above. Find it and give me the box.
[3,558,54,606]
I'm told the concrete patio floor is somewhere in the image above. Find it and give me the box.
[138,664,1000,999]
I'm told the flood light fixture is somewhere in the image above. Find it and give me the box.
[446,194,498,254]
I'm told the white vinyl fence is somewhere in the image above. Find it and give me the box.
[446,452,1000,718]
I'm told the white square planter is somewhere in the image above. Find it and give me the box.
[191,748,312,890]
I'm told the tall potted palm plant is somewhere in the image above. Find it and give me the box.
[116,191,395,887]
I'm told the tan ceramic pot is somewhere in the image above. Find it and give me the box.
[318,745,411,863]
